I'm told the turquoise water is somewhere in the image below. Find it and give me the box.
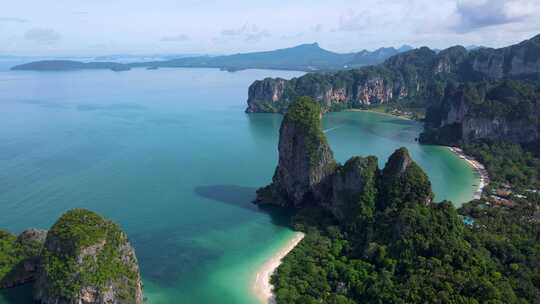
[0,67,476,303]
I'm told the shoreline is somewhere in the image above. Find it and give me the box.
[447,146,490,199]
[345,108,414,121]
[253,232,305,304]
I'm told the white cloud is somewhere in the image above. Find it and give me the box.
[1,0,539,55]
[24,28,62,45]
[452,0,528,32]
[221,24,271,43]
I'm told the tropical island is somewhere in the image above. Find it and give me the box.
[0,209,143,304]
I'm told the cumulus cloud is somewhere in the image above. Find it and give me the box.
[452,0,528,33]
[221,24,270,42]
[0,17,27,23]
[24,28,62,45]
[160,34,190,42]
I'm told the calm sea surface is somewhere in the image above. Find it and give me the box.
[0,66,477,303]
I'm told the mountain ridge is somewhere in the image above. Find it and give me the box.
[11,43,414,72]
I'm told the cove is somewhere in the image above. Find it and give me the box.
[0,67,477,303]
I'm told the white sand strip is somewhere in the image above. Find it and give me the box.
[253,232,305,304]
[448,147,490,199]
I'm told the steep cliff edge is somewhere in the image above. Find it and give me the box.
[33,209,143,304]
[420,80,540,145]
[255,97,433,222]
[246,34,540,113]
[255,97,336,207]
[0,229,47,288]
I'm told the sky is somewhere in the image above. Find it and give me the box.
[1,0,540,56]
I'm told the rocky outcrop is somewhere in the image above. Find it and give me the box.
[329,157,379,221]
[0,229,47,289]
[246,34,540,113]
[256,97,433,221]
[255,97,336,207]
[246,78,290,113]
[378,148,433,210]
[33,209,143,304]
[421,81,540,145]
[246,67,408,113]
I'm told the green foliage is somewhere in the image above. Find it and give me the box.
[283,97,331,166]
[272,144,540,303]
[0,231,20,282]
[336,156,379,223]
[40,209,139,301]
[273,199,528,303]
[378,148,433,210]
[463,141,540,190]
[0,230,43,285]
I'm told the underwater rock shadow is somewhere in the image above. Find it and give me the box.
[193,184,293,228]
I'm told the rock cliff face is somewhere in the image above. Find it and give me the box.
[0,229,47,289]
[246,34,540,113]
[246,68,407,113]
[34,209,143,304]
[255,97,336,207]
[421,81,540,145]
[255,97,433,221]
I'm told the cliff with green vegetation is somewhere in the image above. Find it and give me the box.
[255,97,336,207]
[0,209,143,304]
[246,34,540,113]
[0,229,47,288]
[420,80,540,145]
[256,97,432,217]
[258,96,540,303]
[34,209,143,304]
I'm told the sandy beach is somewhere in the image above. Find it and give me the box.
[345,108,413,120]
[448,147,490,199]
[253,232,305,304]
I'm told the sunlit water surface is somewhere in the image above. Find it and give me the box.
[0,66,477,303]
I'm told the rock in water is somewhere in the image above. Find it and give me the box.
[256,96,336,207]
[378,147,433,210]
[34,209,143,304]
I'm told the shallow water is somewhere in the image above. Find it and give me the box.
[0,67,476,303]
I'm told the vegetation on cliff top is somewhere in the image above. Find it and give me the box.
[420,80,540,145]
[283,96,331,166]
[39,209,140,301]
[0,230,42,285]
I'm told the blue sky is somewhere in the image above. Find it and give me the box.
[1,0,539,56]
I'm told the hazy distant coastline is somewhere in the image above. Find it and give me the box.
[10,43,413,72]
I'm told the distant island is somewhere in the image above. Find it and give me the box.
[0,209,143,304]
[11,43,413,72]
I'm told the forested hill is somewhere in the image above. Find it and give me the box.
[245,34,540,113]
[11,43,411,72]
[256,97,540,303]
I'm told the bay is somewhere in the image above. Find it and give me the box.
[0,67,476,303]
